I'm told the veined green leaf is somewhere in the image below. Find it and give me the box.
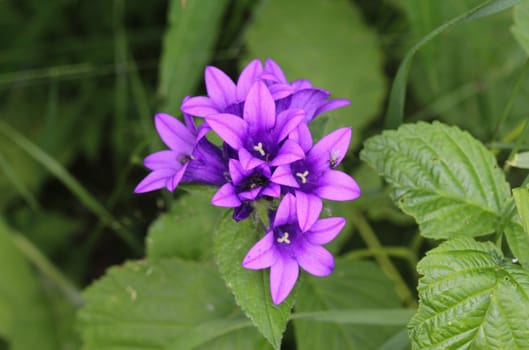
[361,121,510,239]
[409,238,529,349]
[214,215,295,350]
[243,0,385,147]
[512,1,529,55]
[158,0,229,116]
[294,260,406,350]
[146,187,222,260]
[77,258,268,350]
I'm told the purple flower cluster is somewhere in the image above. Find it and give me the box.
[135,59,361,304]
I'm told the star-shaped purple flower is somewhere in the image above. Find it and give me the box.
[180,59,264,118]
[134,112,226,193]
[242,193,345,304]
[271,127,361,231]
[206,81,306,172]
[211,159,281,221]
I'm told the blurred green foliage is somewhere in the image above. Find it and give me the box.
[0,0,528,349]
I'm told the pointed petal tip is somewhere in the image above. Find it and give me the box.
[211,183,241,208]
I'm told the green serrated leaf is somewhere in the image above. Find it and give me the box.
[146,187,222,260]
[512,1,529,55]
[214,215,295,350]
[157,0,229,115]
[243,0,385,147]
[361,121,510,239]
[409,237,529,349]
[0,219,58,350]
[294,259,406,350]
[77,258,268,350]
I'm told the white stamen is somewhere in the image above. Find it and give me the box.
[277,232,291,244]
[253,142,266,157]
[296,170,309,184]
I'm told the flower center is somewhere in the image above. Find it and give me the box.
[253,142,266,157]
[276,232,291,244]
[237,171,269,192]
[296,170,309,184]
[179,155,195,165]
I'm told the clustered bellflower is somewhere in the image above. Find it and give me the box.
[135,59,361,304]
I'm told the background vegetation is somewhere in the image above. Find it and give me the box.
[1,0,528,349]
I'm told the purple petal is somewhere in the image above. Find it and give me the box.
[295,191,322,232]
[270,255,299,304]
[315,170,361,201]
[205,66,237,108]
[233,203,254,221]
[271,165,299,188]
[261,183,281,198]
[238,148,266,171]
[269,139,305,167]
[269,84,294,100]
[309,127,352,170]
[237,59,263,101]
[289,123,313,153]
[263,58,288,83]
[243,231,278,269]
[294,242,334,277]
[314,98,350,116]
[143,150,182,170]
[206,113,248,150]
[274,193,297,226]
[154,113,195,152]
[134,169,177,193]
[239,187,262,201]
[211,183,241,207]
[180,96,219,117]
[275,108,306,142]
[291,79,313,90]
[182,97,198,132]
[228,159,246,185]
[306,217,346,245]
[195,123,210,141]
[243,81,276,132]
[288,89,330,122]
[168,164,188,191]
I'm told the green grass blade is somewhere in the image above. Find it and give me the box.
[0,120,142,253]
[385,0,523,129]
[0,151,40,211]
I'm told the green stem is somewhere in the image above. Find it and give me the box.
[343,246,415,262]
[350,211,417,308]
[12,234,83,306]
